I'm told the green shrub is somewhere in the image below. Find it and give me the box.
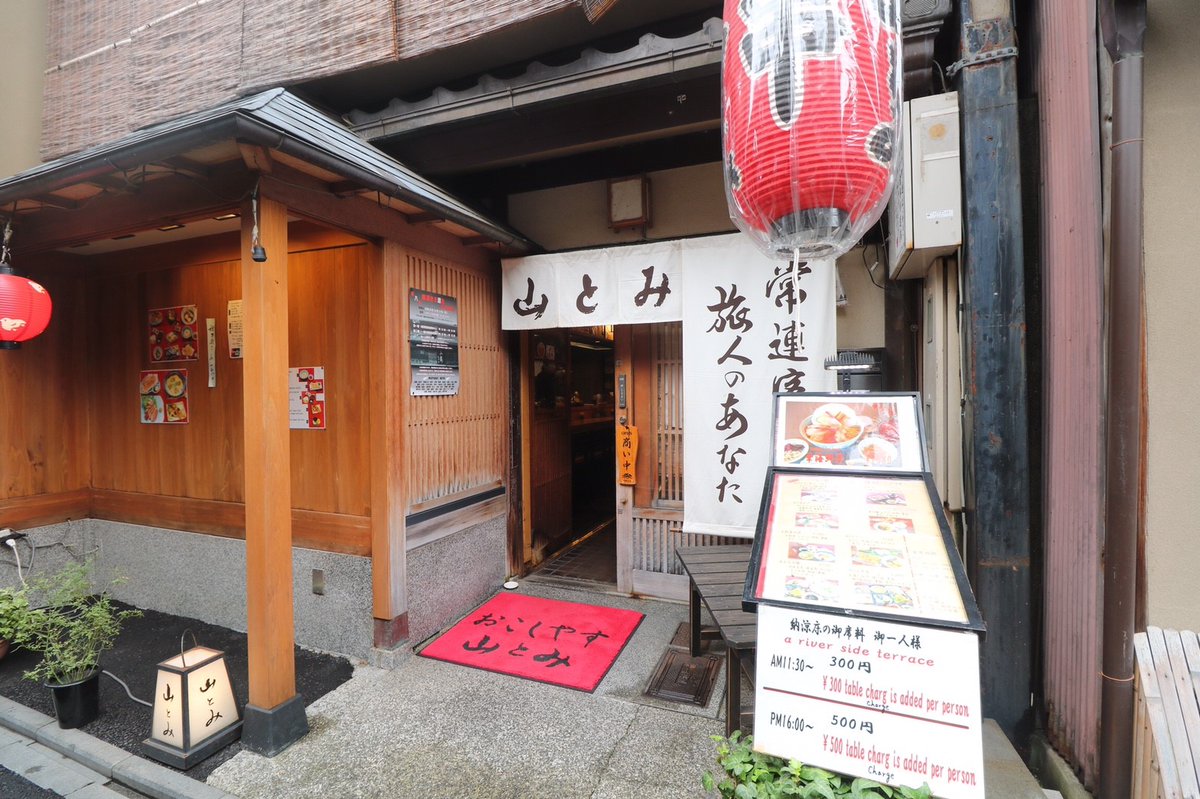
[703,731,932,799]
[13,560,141,685]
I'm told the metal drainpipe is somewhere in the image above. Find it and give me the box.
[1098,1,1146,797]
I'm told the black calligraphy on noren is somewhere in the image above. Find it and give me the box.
[576,273,599,314]
[513,277,549,319]
[633,265,671,307]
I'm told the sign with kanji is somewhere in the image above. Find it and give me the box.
[754,604,984,798]
[617,424,639,486]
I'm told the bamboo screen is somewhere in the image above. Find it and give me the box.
[40,0,578,159]
[653,322,684,507]
[404,251,506,507]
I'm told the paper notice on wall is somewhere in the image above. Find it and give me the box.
[227,300,243,359]
[680,234,835,537]
[289,366,326,430]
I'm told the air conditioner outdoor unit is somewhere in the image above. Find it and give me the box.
[888,91,962,280]
[902,0,952,26]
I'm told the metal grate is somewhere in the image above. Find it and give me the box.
[644,648,721,706]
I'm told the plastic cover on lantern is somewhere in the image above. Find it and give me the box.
[722,0,903,261]
[0,273,53,344]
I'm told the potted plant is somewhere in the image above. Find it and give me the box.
[0,585,30,661]
[13,560,141,728]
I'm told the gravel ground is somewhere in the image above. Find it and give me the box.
[0,602,354,782]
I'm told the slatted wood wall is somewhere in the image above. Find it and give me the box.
[0,267,92,527]
[47,226,373,554]
[404,250,507,507]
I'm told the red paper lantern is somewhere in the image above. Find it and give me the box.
[0,270,53,349]
[723,0,902,260]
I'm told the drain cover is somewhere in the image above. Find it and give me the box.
[644,648,722,706]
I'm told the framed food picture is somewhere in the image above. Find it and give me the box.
[148,304,200,362]
[744,468,983,631]
[139,369,189,424]
[771,392,926,472]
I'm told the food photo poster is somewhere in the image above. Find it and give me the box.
[772,394,924,471]
[139,369,189,424]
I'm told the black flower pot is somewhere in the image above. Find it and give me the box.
[47,669,100,729]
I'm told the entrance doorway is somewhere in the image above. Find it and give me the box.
[526,327,617,584]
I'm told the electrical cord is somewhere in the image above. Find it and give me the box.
[101,670,152,708]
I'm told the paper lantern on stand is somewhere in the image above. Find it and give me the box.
[722,0,902,260]
[0,221,53,350]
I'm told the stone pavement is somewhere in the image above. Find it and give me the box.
[0,694,231,799]
[0,580,1056,798]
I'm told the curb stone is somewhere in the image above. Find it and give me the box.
[0,695,239,799]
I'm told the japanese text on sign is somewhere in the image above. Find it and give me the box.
[754,604,984,799]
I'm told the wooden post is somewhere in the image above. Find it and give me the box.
[240,193,307,755]
[614,327,633,594]
[368,241,409,646]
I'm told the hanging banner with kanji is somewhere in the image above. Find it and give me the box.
[680,235,835,538]
[502,234,835,539]
[501,240,682,329]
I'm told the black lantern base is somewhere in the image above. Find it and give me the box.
[142,720,243,770]
[0,341,19,350]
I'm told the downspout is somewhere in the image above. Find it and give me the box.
[1098,1,1146,797]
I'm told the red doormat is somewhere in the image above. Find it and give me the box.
[418,593,645,692]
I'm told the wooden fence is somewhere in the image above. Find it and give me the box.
[1132,627,1200,798]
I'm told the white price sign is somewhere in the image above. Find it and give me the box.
[754,604,984,798]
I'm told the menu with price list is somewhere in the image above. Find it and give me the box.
[747,392,985,798]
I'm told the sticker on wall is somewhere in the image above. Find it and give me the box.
[139,369,189,424]
[289,366,326,430]
[148,305,199,362]
[227,300,243,359]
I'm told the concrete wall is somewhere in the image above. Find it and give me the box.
[83,521,372,660]
[0,0,46,175]
[1143,0,1200,629]
[406,514,507,645]
[835,244,887,350]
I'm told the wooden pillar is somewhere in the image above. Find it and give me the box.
[368,241,409,647]
[240,193,308,755]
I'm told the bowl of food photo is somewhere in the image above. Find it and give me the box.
[857,436,899,467]
[799,403,868,451]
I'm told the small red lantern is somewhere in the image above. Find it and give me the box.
[722,0,902,260]
[0,271,53,349]
[0,221,53,349]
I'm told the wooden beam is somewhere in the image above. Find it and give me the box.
[406,212,444,224]
[12,166,256,254]
[238,142,274,173]
[0,489,91,530]
[614,326,634,594]
[88,489,370,555]
[258,167,495,273]
[241,194,297,710]
[387,75,720,175]
[368,240,409,633]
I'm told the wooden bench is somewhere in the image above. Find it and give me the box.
[677,544,757,736]
[1133,626,1200,798]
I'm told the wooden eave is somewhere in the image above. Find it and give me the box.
[0,88,537,257]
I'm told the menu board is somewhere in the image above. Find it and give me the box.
[148,305,200,363]
[772,393,924,471]
[746,471,980,628]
